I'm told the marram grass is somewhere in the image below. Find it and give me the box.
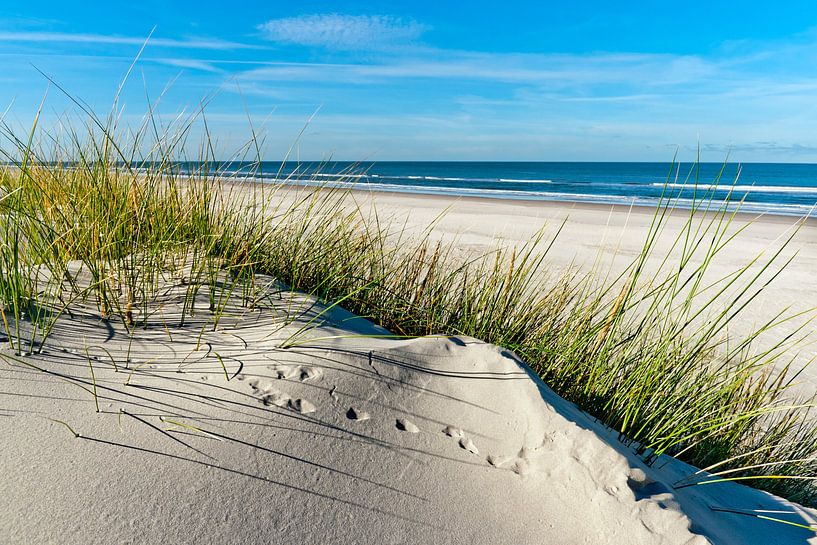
[0,99,816,508]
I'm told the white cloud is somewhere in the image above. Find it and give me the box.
[237,51,718,88]
[257,14,426,50]
[156,58,221,73]
[0,31,257,50]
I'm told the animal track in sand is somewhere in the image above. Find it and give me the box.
[486,442,549,476]
[396,418,420,433]
[247,378,265,391]
[511,458,534,476]
[248,379,293,408]
[441,425,478,455]
[346,407,371,422]
[288,398,317,414]
[510,444,547,476]
[486,454,514,467]
[261,392,291,408]
[268,364,323,382]
[269,364,300,380]
[298,366,323,381]
[442,425,464,438]
[458,437,479,455]
[329,385,339,402]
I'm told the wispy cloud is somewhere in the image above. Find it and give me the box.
[237,51,719,88]
[700,142,817,155]
[155,58,222,73]
[257,14,426,50]
[0,31,257,50]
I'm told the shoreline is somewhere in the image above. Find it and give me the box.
[332,183,817,225]
[218,175,817,225]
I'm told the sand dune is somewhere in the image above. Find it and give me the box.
[2,271,815,544]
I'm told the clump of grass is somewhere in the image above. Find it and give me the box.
[0,85,816,507]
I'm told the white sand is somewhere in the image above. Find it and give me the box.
[2,265,816,544]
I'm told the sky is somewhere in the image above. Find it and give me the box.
[3,1,817,162]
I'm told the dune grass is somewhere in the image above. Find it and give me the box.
[1,95,817,508]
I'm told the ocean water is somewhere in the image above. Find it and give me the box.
[196,161,817,217]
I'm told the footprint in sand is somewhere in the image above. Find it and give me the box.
[248,378,272,393]
[486,444,545,475]
[268,364,324,382]
[511,458,534,476]
[442,425,478,455]
[346,407,371,422]
[249,380,291,408]
[329,385,340,402]
[261,391,291,408]
[270,364,300,380]
[442,425,464,438]
[288,398,317,414]
[486,454,514,468]
[396,418,420,433]
[459,437,479,455]
[298,366,323,382]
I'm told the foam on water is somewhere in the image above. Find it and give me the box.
[656,182,817,194]
[239,176,816,216]
[181,161,817,218]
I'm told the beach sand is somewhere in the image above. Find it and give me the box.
[2,188,817,544]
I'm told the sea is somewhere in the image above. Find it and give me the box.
[188,161,817,217]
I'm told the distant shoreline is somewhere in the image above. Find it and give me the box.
[203,159,817,218]
[219,174,817,225]
[313,182,817,225]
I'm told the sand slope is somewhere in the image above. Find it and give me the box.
[1,274,815,544]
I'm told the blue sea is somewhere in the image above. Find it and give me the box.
[201,161,817,217]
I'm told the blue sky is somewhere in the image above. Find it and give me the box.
[3,1,817,161]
